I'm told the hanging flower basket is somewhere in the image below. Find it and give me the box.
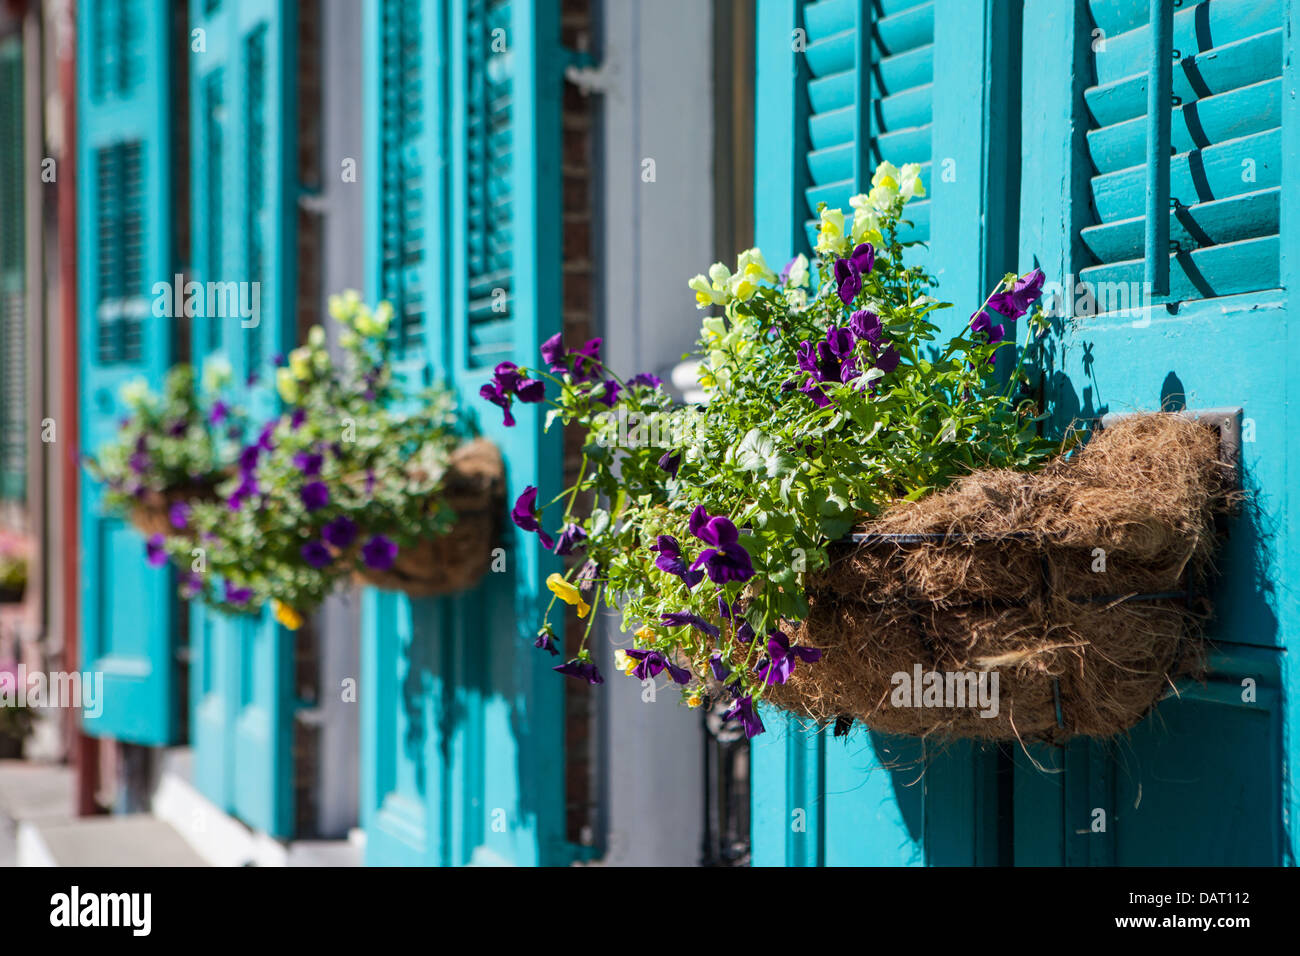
[353,438,504,597]
[127,474,228,539]
[770,413,1234,743]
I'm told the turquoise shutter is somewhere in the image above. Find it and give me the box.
[751,0,1021,866]
[362,0,569,867]
[0,37,25,503]
[1080,0,1283,300]
[77,0,181,745]
[188,0,298,838]
[1014,0,1292,864]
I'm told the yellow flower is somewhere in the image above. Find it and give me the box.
[289,347,313,381]
[276,368,299,404]
[546,573,590,618]
[899,162,925,200]
[635,625,657,642]
[689,274,727,308]
[272,600,303,631]
[815,207,847,256]
[687,692,703,709]
[614,649,638,677]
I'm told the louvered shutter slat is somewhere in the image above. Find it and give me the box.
[1082,0,1282,304]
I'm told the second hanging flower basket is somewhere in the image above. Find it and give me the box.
[352,438,504,597]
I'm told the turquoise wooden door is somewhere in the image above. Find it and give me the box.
[361,0,570,866]
[750,0,1023,866]
[1013,0,1293,865]
[188,0,298,837]
[77,0,181,745]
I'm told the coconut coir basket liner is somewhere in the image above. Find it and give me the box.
[768,413,1233,744]
[354,438,505,597]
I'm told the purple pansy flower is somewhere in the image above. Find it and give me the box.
[659,611,721,638]
[553,523,587,557]
[167,418,189,437]
[987,268,1047,320]
[969,311,1007,366]
[239,444,261,475]
[657,450,682,478]
[755,631,823,686]
[168,502,191,531]
[510,486,555,550]
[323,515,358,549]
[181,572,203,599]
[709,651,732,683]
[576,559,600,592]
[257,422,276,452]
[596,380,621,407]
[849,309,883,346]
[534,632,560,656]
[361,535,398,571]
[209,401,230,426]
[145,534,168,567]
[736,620,756,643]
[302,540,334,569]
[540,332,567,372]
[723,695,766,738]
[293,451,324,477]
[650,535,704,588]
[480,361,546,428]
[625,649,692,685]
[687,506,755,584]
[628,373,663,390]
[300,481,330,511]
[290,408,307,431]
[833,243,875,306]
[554,659,604,685]
[223,580,253,606]
[826,325,855,360]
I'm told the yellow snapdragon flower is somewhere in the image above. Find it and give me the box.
[276,368,299,404]
[546,573,590,618]
[614,649,638,677]
[815,207,848,257]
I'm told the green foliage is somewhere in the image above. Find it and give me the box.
[510,165,1057,721]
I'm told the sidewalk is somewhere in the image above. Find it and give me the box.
[0,760,207,866]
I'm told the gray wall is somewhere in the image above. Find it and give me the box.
[595,0,716,866]
[312,0,365,839]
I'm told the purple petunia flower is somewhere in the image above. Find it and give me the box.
[625,648,692,685]
[323,515,358,549]
[833,243,875,306]
[755,631,823,686]
[300,481,330,511]
[361,535,398,571]
[301,540,334,569]
[168,502,191,531]
[650,535,704,588]
[145,534,168,567]
[293,451,324,477]
[223,580,253,606]
[553,523,587,557]
[510,486,555,550]
[554,659,604,685]
[987,268,1046,320]
[657,450,682,478]
[723,694,765,738]
[659,611,721,638]
[688,506,755,584]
